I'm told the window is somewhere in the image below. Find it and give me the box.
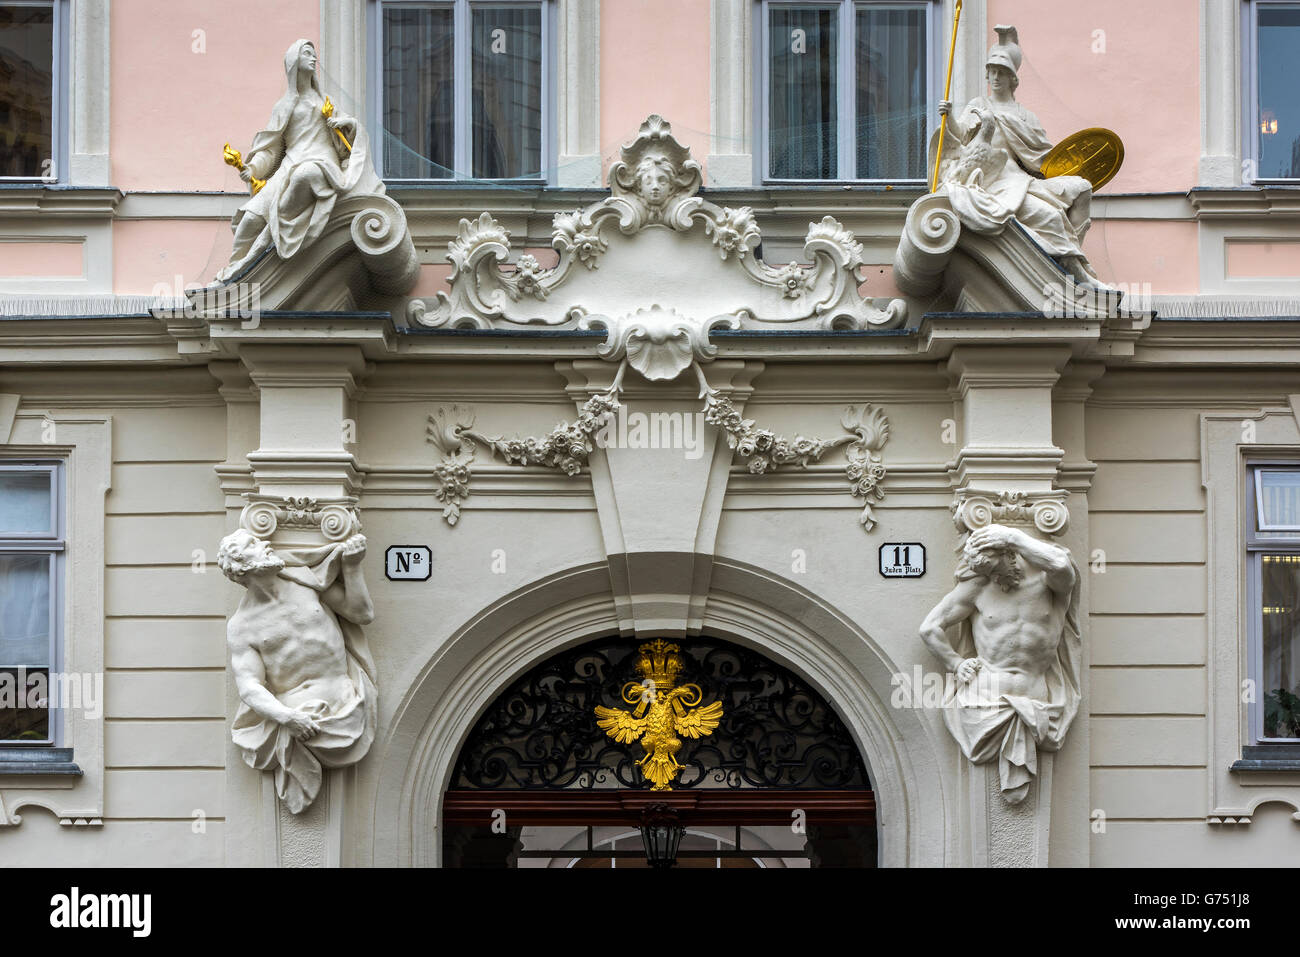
[1247,466,1300,741]
[0,0,64,181]
[1247,1,1300,181]
[0,463,62,744]
[374,0,551,181]
[762,0,933,182]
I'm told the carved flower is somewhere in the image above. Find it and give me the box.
[775,261,811,299]
[552,211,607,270]
[706,207,760,261]
[747,457,770,475]
[514,254,548,300]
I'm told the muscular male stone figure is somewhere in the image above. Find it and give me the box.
[919,523,1082,803]
[218,529,378,813]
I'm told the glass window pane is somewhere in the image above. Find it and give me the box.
[856,4,926,179]
[0,553,50,666]
[769,6,838,179]
[1257,470,1300,529]
[1261,554,1300,738]
[0,470,52,534]
[1258,5,1300,179]
[383,4,455,179]
[472,5,542,179]
[0,667,48,741]
[0,2,55,179]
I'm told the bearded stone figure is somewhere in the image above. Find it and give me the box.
[217,39,384,281]
[217,528,378,813]
[936,25,1103,287]
[919,523,1082,804]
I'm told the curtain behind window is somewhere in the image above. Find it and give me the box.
[769,6,838,179]
[856,5,926,180]
[472,6,542,180]
[383,5,455,179]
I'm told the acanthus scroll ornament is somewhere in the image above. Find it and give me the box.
[404,115,907,363]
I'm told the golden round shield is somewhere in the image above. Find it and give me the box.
[1040,128,1125,191]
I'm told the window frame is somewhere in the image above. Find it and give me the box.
[757,0,937,185]
[368,0,555,184]
[1243,0,1300,184]
[0,0,68,184]
[0,460,65,747]
[1245,459,1300,743]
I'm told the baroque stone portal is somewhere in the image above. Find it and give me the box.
[217,527,378,814]
[919,495,1081,804]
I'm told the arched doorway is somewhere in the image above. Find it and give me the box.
[441,635,877,867]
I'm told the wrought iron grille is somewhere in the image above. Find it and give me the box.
[450,636,870,790]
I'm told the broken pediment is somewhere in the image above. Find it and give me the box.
[403,115,907,382]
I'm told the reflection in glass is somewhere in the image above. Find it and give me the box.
[1258,5,1300,178]
[769,6,838,179]
[0,3,54,179]
[0,470,51,534]
[472,6,542,179]
[856,4,926,179]
[1261,553,1300,738]
[383,5,455,179]
[0,667,48,741]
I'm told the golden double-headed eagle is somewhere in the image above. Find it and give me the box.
[594,640,724,790]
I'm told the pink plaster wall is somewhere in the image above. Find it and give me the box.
[0,242,83,277]
[1225,241,1300,279]
[987,0,1199,193]
[600,0,712,175]
[111,0,320,192]
[113,220,233,293]
[410,263,453,299]
[1083,219,1199,293]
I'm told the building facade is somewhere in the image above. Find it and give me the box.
[0,0,1298,867]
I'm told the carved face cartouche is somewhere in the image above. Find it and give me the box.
[636,156,672,206]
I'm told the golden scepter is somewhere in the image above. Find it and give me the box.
[931,0,963,193]
[321,97,353,152]
[222,143,265,194]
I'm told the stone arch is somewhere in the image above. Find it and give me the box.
[363,554,951,866]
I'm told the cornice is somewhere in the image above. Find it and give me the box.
[1188,186,1300,219]
[0,185,121,219]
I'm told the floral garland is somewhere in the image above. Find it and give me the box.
[428,393,620,524]
[703,391,890,530]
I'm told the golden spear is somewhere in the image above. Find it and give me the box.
[931,0,963,193]
[321,97,353,152]
[222,143,265,194]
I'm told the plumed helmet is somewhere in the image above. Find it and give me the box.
[986,24,1022,75]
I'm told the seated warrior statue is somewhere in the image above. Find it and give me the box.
[937,25,1104,288]
[919,522,1082,804]
[217,528,378,813]
[217,39,384,281]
